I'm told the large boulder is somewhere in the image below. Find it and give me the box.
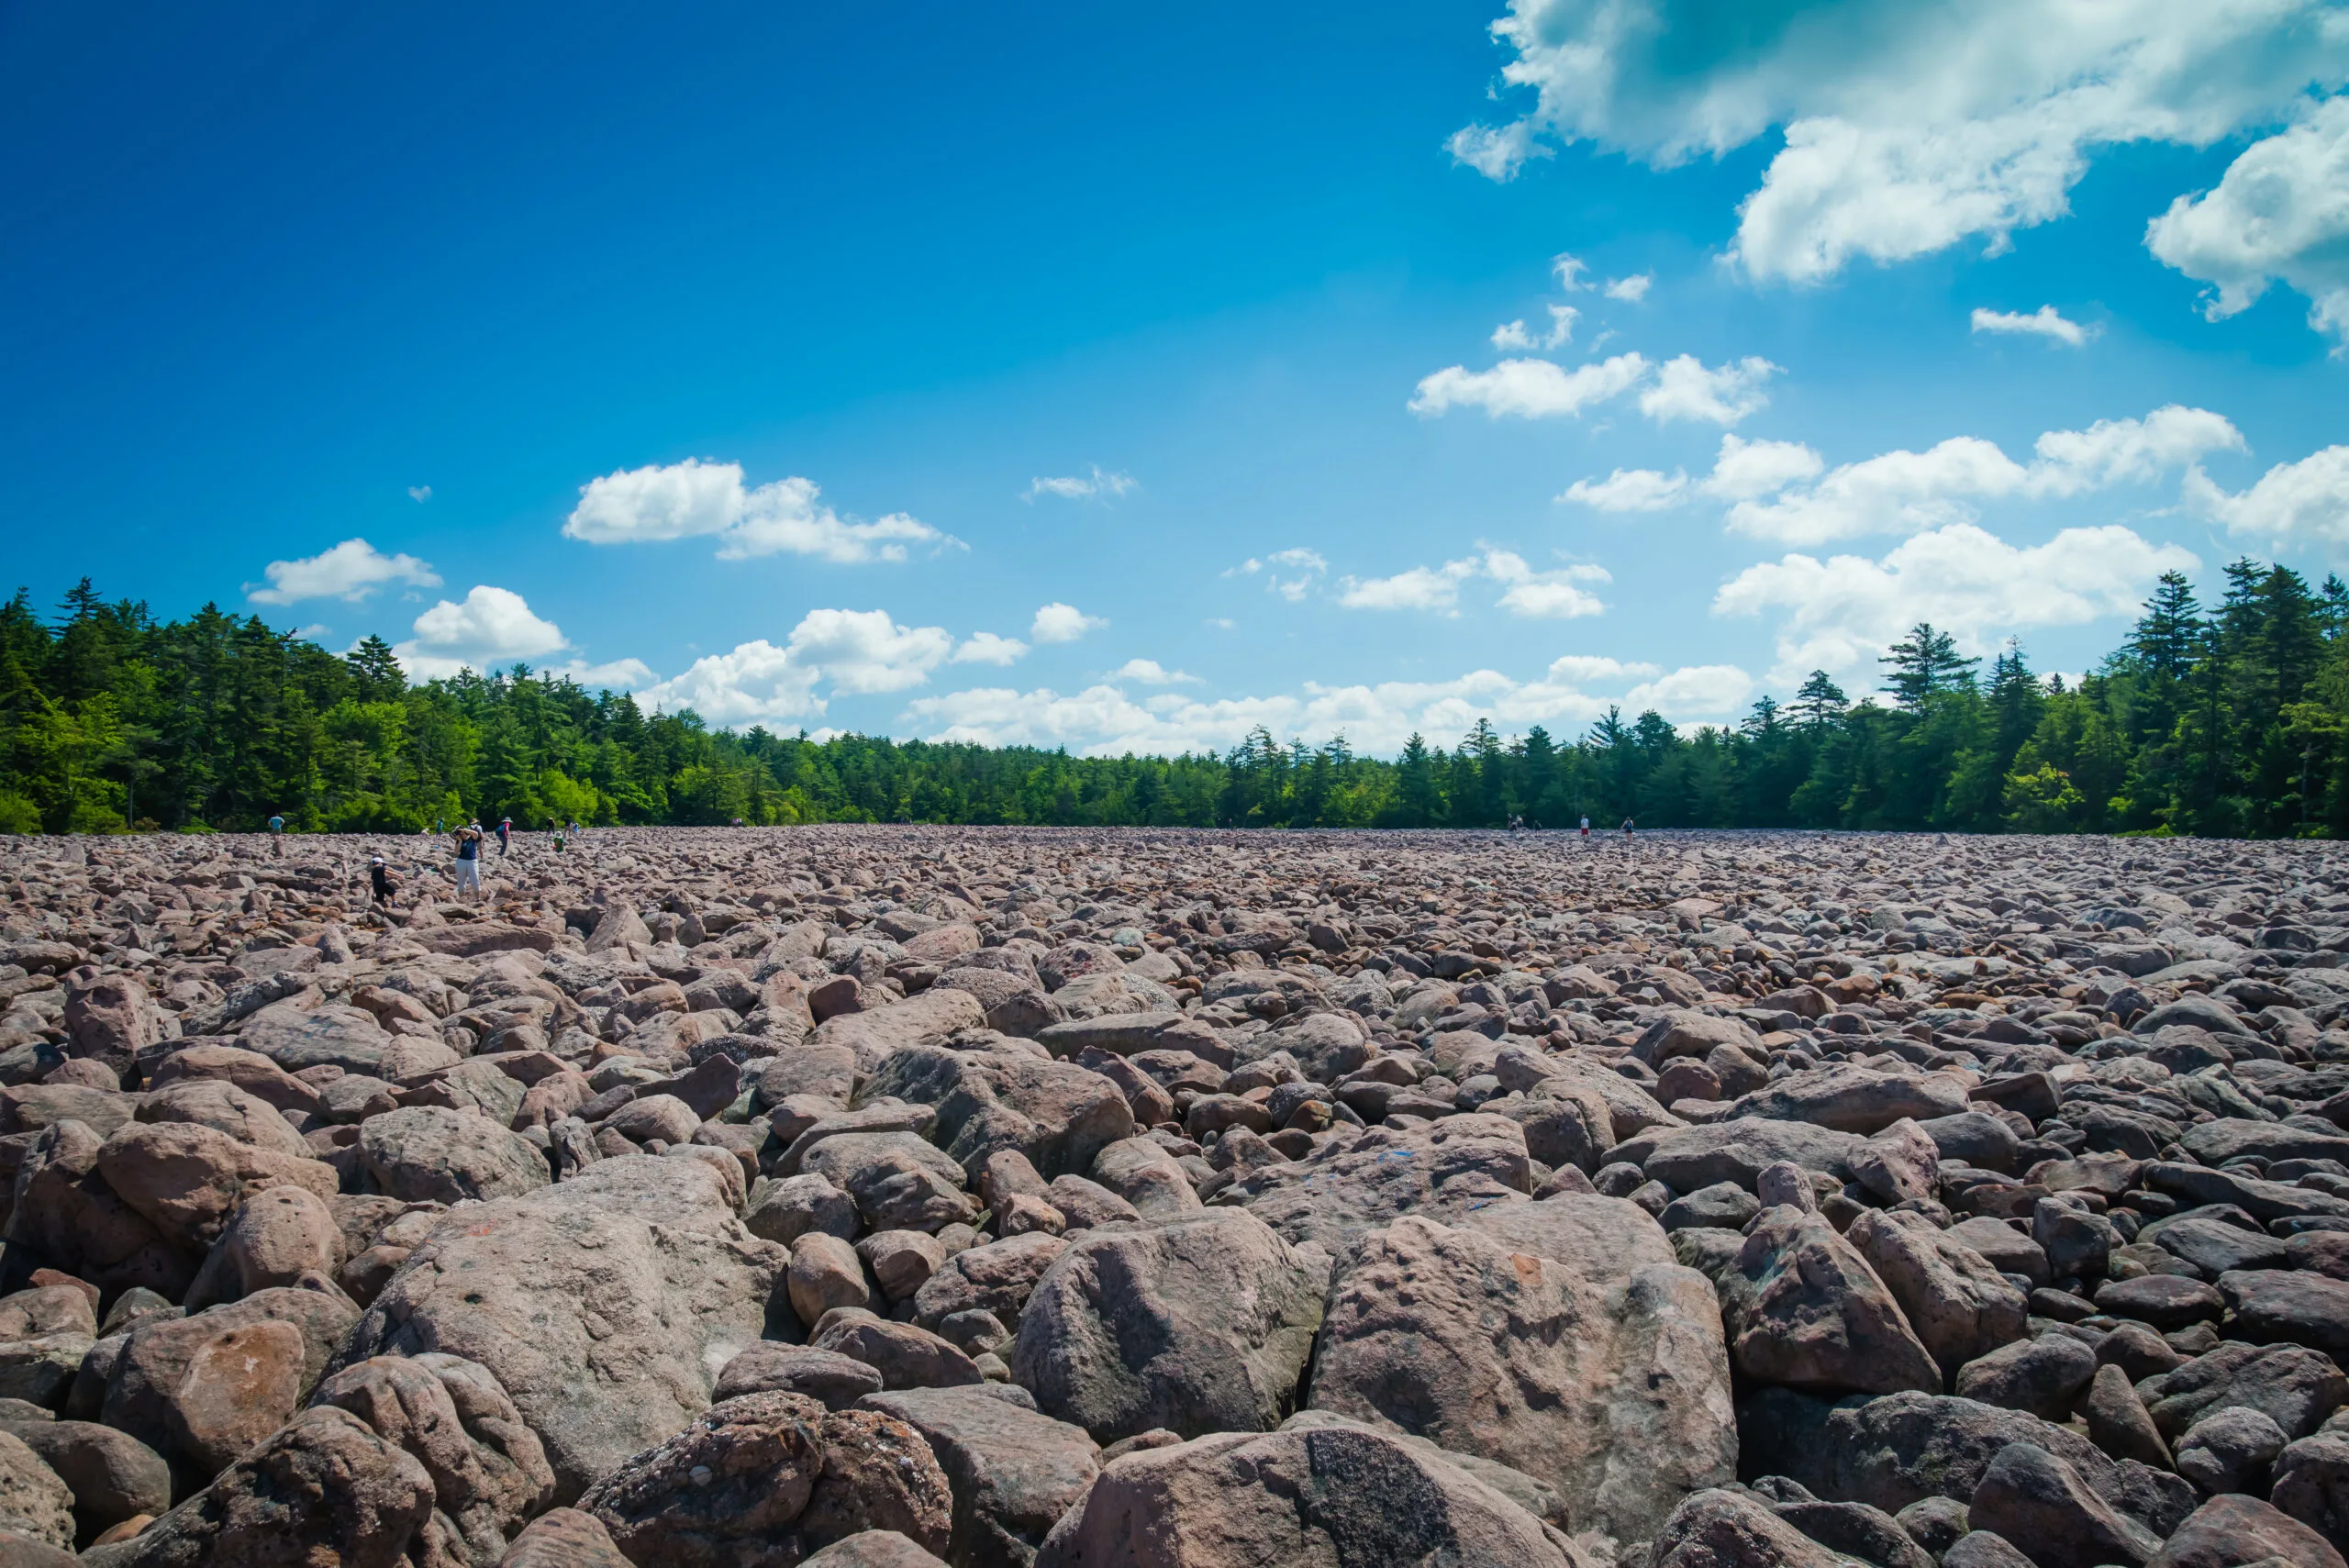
[577,1392,952,1568]
[1227,1115,1533,1252]
[0,1419,171,1543]
[863,1045,1135,1181]
[1308,1211,1734,1551]
[1650,1488,1854,1568]
[862,1385,1101,1568]
[802,1132,980,1234]
[77,1406,451,1568]
[1603,1121,1864,1192]
[2,1120,194,1300]
[2149,1492,2349,1568]
[1717,1207,1940,1396]
[359,1106,551,1206]
[1719,1066,1970,1136]
[1031,1423,1576,1567]
[1010,1208,1326,1444]
[335,1156,791,1503]
[1846,1209,2029,1378]
[0,1429,72,1550]
[102,1285,359,1485]
[94,1120,340,1255]
[810,992,986,1074]
[234,1003,397,1076]
[312,1353,556,1565]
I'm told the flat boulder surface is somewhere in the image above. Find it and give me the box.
[20,823,2349,1565]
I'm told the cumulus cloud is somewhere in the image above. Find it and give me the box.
[546,657,659,689]
[1031,603,1108,643]
[563,458,953,564]
[1022,465,1139,502]
[1559,434,1825,512]
[1491,305,1579,350]
[1972,305,2097,346]
[1724,405,2243,545]
[1414,351,1773,426]
[1604,273,1653,302]
[951,632,1029,666]
[2147,94,2349,349]
[1112,659,1200,685]
[393,585,571,680]
[248,539,441,606]
[1409,353,1649,418]
[2185,443,2349,546]
[900,650,1749,756]
[1637,354,1780,426]
[1227,548,1330,602]
[1560,468,1690,512]
[1715,522,2199,686]
[1448,0,2349,289]
[629,608,959,726]
[1339,550,1608,618]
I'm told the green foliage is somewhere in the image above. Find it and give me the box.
[9,581,2349,838]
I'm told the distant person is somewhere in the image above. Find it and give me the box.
[434,817,444,834]
[567,818,581,837]
[552,826,566,853]
[1579,815,1590,844]
[267,813,285,858]
[453,825,484,901]
[1622,816,1635,839]
[368,854,399,908]
[496,817,512,858]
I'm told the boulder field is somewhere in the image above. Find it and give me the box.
[0,823,2345,1566]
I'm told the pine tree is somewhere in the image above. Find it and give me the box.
[1787,672,1848,729]
[1881,623,1979,708]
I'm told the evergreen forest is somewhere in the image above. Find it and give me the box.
[4,562,2346,840]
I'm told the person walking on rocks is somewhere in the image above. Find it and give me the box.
[496,817,512,858]
[267,812,285,858]
[1579,815,1590,845]
[452,823,484,902]
[368,854,400,909]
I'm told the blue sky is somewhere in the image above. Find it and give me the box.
[5,1,2346,755]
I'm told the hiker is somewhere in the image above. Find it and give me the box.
[267,813,285,858]
[1579,815,1590,844]
[452,823,484,901]
[496,817,513,858]
[368,854,399,909]
[1622,816,1635,839]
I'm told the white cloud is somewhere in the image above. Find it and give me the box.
[1637,354,1780,426]
[1031,603,1107,643]
[248,539,440,606]
[629,608,957,726]
[2147,94,2349,349]
[1449,0,2349,289]
[1022,465,1140,502]
[1725,405,2243,544]
[1337,560,1480,613]
[1485,550,1609,618]
[393,585,571,680]
[2185,444,2349,546]
[1971,305,2097,346]
[900,651,1750,756]
[406,485,432,503]
[1559,433,1823,512]
[547,657,659,690]
[563,458,953,564]
[1707,434,1828,500]
[1488,304,1578,351]
[1604,272,1653,302]
[1715,522,2199,686]
[1339,550,1609,618]
[1410,352,1650,418]
[1226,548,1329,601]
[951,632,1029,666]
[1560,468,1690,512]
[1552,253,1591,291]
[1112,659,1200,685]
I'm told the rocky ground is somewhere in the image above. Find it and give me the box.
[0,825,2346,1565]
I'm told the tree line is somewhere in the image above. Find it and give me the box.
[3,562,2346,838]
